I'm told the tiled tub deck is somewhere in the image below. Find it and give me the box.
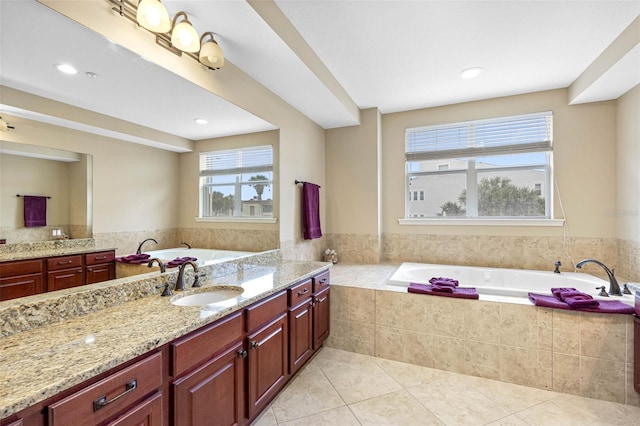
[326,264,639,406]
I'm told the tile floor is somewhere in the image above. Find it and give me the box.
[251,347,640,426]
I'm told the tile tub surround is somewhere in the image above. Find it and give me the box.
[0,257,329,420]
[327,264,639,407]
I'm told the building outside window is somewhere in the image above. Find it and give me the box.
[199,145,273,218]
[405,112,553,219]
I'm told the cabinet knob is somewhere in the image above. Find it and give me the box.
[250,341,259,349]
[237,349,248,359]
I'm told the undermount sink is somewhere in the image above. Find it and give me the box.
[170,286,244,307]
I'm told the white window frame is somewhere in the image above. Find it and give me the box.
[198,145,276,222]
[402,112,559,225]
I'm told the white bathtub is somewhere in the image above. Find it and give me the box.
[388,262,636,306]
[145,248,253,266]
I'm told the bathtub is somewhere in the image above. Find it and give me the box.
[388,262,636,306]
[145,248,254,267]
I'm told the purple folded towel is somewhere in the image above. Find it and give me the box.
[115,253,151,264]
[408,283,479,299]
[167,257,198,268]
[528,293,634,314]
[428,277,459,287]
[550,287,599,309]
[430,284,454,293]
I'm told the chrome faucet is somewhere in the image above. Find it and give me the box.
[576,259,622,296]
[147,258,166,273]
[136,238,158,254]
[180,241,192,249]
[175,261,199,291]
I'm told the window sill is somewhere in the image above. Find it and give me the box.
[398,218,565,227]
[195,217,278,224]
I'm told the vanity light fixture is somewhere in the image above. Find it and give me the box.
[199,32,225,69]
[136,0,170,33]
[0,116,15,131]
[108,0,225,70]
[460,67,483,79]
[170,12,199,53]
[55,63,78,75]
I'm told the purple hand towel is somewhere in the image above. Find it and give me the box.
[430,284,454,293]
[167,257,198,268]
[550,287,599,309]
[115,253,151,264]
[24,195,47,227]
[408,282,479,299]
[429,277,459,287]
[528,293,634,314]
[302,182,322,240]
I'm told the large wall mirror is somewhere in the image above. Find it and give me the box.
[0,141,92,244]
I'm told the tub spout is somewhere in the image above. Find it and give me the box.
[576,259,622,296]
[136,238,158,254]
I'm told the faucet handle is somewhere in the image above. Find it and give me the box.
[192,274,204,288]
[553,260,561,273]
[595,286,609,297]
[622,283,632,295]
[156,282,173,297]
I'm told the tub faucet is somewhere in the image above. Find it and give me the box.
[136,238,158,254]
[147,258,166,273]
[180,241,191,249]
[175,261,199,291]
[576,259,622,296]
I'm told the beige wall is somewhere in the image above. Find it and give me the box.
[381,89,618,238]
[0,153,70,228]
[616,84,640,243]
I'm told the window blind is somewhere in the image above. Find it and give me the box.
[200,145,273,177]
[406,112,553,162]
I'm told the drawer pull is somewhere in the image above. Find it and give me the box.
[319,278,327,284]
[58,260,73,265]
[297,288,309,296]
[93,379,137,412]
[94,256,107,260]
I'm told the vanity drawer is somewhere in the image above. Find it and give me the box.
[48,352,162,426]
[288,279,312,307]
[246,291,287,332]
[312,271,330,293]
[86,250,115,266]
[47,255,83,271]
[172,311,243,377]
[0,259,43,277]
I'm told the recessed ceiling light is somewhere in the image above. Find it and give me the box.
[460,67,483,79]
[55,63,78,75]
[85,72,98,79]
[194,118,208,125]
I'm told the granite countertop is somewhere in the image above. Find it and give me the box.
[0,259,330,420]
[0,242,116,263]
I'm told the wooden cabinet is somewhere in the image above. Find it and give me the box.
[313,287,330,349]
[48,352,163,426]
[0,250,116,301]
[0,259,44,301]
[106,392,163,426]
[173,342,244,426]
[86,251,116,285]
[245,291,288,419]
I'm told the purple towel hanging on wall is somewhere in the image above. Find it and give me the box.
[302,182,322,240]
[23,195,48,227]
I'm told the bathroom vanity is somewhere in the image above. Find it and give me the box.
[0,260,330,426]
[0,249,115,301]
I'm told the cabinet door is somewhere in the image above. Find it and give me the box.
[173,342,244,426]
[313,287,330,349]
[86,263,116,284]
[247,313,288,419]
[47,268,84,291]
[635,316,639,394]
[106,392,163,426]
[288,299,313,375]
[0,273,44,301]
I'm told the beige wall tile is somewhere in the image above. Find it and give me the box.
[375,326,404,362]
[538,308,553,350]
[464,340,500,379]
[579,312,627,362]
[349,322,375,356]
[428,334,466,374]
[552,353,581,395]
[463,301,501,343]
[499,304,539,349]
[347,288,375,324]
[579,357,626,403]
[499,347,552,389]
[552,310,581,355]
[401,330,434,368]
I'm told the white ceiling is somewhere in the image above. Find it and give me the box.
[1,0,638,150]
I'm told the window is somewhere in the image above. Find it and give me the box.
[405,112,553,219]
[199,145,273,218]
